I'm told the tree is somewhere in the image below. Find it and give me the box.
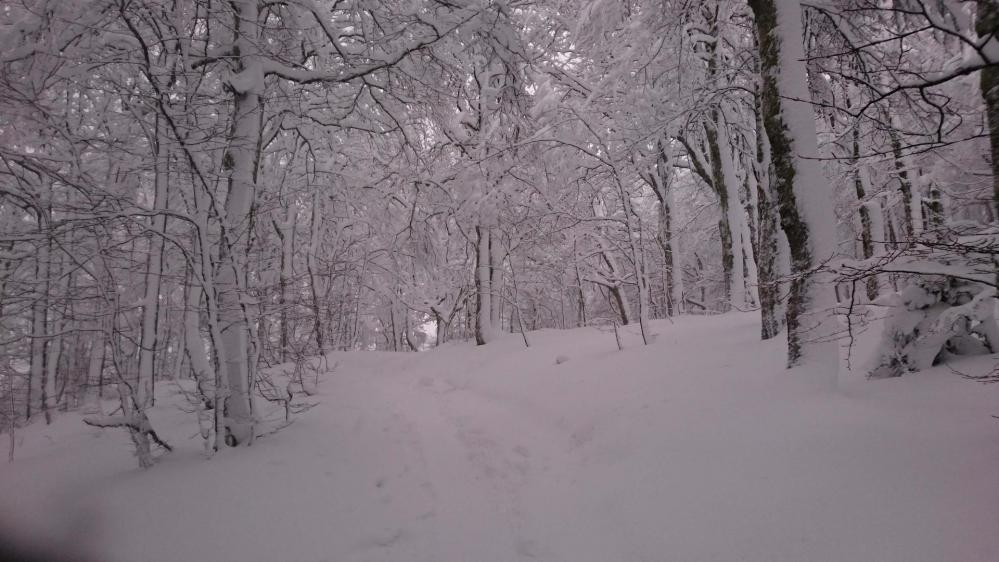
[749,0,840,374]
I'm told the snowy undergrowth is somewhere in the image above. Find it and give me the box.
[2,313,998,562]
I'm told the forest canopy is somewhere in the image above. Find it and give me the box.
[1,0,997,464]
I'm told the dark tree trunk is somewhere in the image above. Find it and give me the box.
[980,0,999,219]
[852,119,878,300]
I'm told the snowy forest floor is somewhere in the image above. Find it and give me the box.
[2,312,999,562]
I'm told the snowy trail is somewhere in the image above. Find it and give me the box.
[365,361,565,560]
[2,313,999,562]
[351,319,832,560]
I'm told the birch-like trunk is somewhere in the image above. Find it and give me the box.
[713,119,753,310]
[215,0,262,445]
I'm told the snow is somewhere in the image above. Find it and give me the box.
[3,313,999,562]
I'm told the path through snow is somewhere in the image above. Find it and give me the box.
[2,313,998,561]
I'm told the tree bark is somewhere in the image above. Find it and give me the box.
[137,115,168,409]
[750,0,840,376]
[851,112,878,301]
[980,0,999,220]
[475,225,496,344]
[215,0,263,445]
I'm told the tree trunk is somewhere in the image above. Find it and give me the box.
[475,225,496,344]
[753,78,783,340]
[750,0,840,377]
[980,0,999,220]
[650,140,684,317]
[137,116,168,409]
[851,113,878,301]
[27,235,47,419]
[888,120,915,239]
[704,120,740,310]
[574,240,588,326]
[214,0,263,445]
[307,192,326,353]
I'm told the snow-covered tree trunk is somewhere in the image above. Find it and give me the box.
[214,0,262,445]
[137,116,168,409]
[275,196,295,362]
[184,277,212,384]
[307,192,326,353]
[43,295,60,417]
[980,0,999,220]
[750,0,840,376]
[81,331,105,414]
[752,75,785,340]
[741,216,761,308]
[27,212,49,420]
[475,225,496,345]
[615,178,651,344]
[850,111,878,301]
[667,197,685,316]
[887,115,915,239]
[702,121,740,311]
[574,240,588,326]
[592,229,632,325]
[657,201,680,316]
[709,118,755,310]
[647,140,684,317]
[490,228,505,332]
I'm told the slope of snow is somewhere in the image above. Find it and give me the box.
[2,313,998,562]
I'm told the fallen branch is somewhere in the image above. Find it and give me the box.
[84,415,173,452]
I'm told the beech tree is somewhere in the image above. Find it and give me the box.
[749,0,840,373]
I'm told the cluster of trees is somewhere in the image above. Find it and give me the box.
[1,0,996,466]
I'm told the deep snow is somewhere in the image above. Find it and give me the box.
[2,312,998,562]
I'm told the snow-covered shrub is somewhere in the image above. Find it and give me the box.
[869,277,999,378]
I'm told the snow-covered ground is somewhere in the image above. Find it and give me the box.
[2,312,998,562]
